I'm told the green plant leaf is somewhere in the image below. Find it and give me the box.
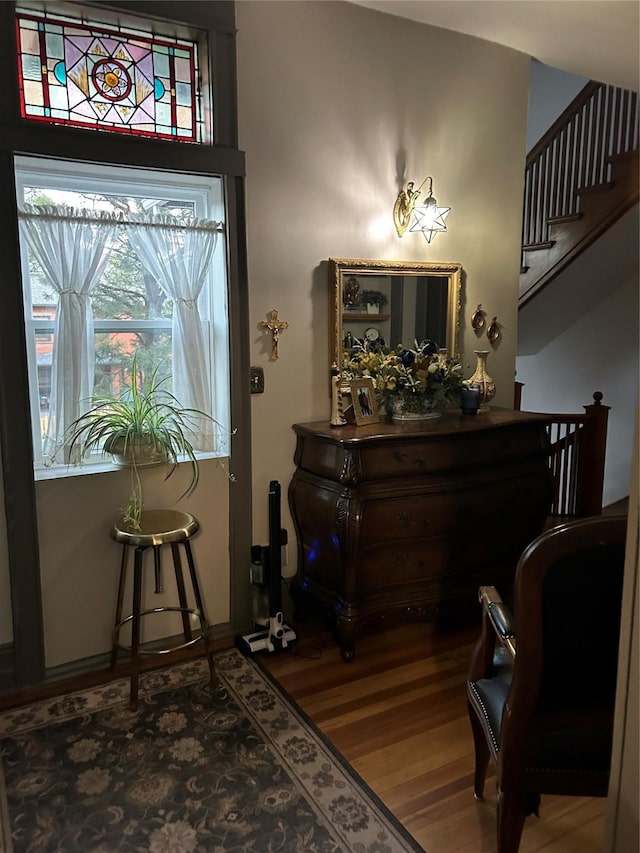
[62,353,234,527]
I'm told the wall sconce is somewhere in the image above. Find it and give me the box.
[393,177,451,243]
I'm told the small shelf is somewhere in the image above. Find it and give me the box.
[343,312,390,321]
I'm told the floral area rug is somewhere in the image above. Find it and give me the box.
[0,648,423,852]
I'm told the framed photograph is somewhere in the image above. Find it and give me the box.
[348,378,380,426]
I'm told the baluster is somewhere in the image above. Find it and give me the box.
[629,91,639,152]
[584,94,596,188]
[568,113,583,214]
[560,423,572,515]
[549,423,560,515]
[610,87,621,159]
[604,86,615,166]
[538,153,547,242]
[592,88,603,185]
[542,145,551,235]
[523,167,532,246]
[549,136,559,219]
[618,90,625,151]
[571,426,580,514]
[567,122,577,215]
[575,101,585,194]
[618,89,631,153]
[531,158,540,243]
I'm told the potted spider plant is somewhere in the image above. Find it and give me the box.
[64,356,233,530]
[359,289,388,314]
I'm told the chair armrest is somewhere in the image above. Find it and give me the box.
[478,586,516,659]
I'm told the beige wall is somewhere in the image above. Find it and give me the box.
[0,0,532,666]
[236,0,531,552]
[0,458,230,667]
[35,459,230,669]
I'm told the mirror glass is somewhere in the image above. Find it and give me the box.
[329,258,462,374]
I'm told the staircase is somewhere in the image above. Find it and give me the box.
[520,81,639,306]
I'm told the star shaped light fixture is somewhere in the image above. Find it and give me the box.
[393,176,451,243]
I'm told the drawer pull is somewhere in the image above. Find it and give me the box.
[394,452,427,468]
[398,512,429,527]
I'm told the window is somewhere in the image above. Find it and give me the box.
[16,5,208,141]
[15,155,230,474]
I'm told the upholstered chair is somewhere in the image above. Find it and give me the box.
[466,515,627,853]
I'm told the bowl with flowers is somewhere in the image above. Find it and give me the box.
[343,339,464,422]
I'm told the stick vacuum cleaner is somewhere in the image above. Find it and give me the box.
[238,480,296,654]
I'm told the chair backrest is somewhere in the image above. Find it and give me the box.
[500,516,627,791]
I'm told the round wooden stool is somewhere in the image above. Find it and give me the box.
[110,509,216,710]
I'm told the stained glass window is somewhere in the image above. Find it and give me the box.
[16,9,205,141]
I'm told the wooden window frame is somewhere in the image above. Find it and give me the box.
[0,0,251,690]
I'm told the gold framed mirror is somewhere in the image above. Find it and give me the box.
[329,258,462,375]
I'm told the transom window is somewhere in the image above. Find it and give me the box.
[15,155,230,474]
[16,5,208,141]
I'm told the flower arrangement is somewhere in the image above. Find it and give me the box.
[343,339,464,419]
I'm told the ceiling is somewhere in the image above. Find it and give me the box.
[349,1,640,91]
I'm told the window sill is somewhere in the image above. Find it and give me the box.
[33,452,221,482]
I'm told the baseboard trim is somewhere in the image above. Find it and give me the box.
[0,623,232,698]
[0,645,16,695]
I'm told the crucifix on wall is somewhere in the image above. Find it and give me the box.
[260,309,289,360]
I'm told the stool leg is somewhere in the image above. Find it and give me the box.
[170,542,193,642]
[111,544,128,670]
[130,546,144,711]
[183,540,217,687]
[153,545,164,594]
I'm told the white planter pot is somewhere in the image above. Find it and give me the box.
[389,395,445,423]
[366,303,380,314]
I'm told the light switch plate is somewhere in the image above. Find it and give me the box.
[250,366,264,394]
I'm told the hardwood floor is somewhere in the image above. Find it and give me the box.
[259,618,607,853]
[0,617,607,852]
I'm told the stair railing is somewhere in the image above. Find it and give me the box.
[516,391,610,518]
[523,82,639,249]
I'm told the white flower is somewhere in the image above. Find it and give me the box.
[169,736,204,762]
[148,819,198,853]
[76,767,111,795]
[157,711,187,733]
[67,738,101,763]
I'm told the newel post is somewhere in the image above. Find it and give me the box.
[576,391,610,516]
[513,381,524,411]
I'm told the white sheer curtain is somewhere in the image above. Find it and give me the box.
[19,204,120,463]
[127,214,222,450]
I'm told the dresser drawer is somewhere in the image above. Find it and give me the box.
[358,438,462,480]
[355,530,522,595]
[359,493,461,544]
[358,469,551,546]
[355,537,482,593]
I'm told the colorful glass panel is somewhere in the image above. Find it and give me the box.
[16,10,204,141]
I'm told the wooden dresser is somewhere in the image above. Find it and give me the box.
[289,410,552,660]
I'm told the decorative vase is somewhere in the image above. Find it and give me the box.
[389,394,445,423]
[468,351,496,412]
